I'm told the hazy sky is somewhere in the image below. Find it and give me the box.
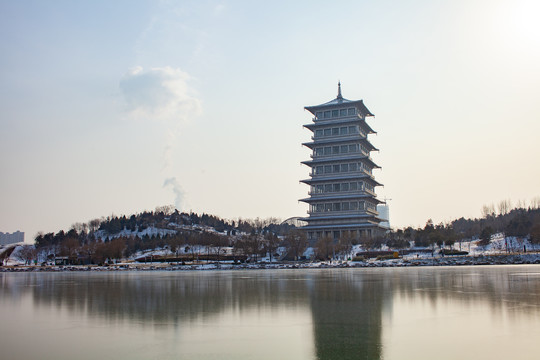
[1,0,539,240]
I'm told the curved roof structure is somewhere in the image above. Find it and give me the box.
[304,83,374,116]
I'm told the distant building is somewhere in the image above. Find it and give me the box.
[376,203,390,229]
[300,83,384,240]
[0,231,25,246]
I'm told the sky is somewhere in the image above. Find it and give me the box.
[1,0,539,241]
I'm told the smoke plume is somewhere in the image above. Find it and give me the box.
[120,66,201,211]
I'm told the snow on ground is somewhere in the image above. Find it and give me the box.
[94,226,177,240]
[3,233,540,268]
[451,234,540,256]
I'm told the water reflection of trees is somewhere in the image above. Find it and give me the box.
[0,271,312,326]
[1,266,540,360]
[385,266,540,315]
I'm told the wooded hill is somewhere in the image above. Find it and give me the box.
[20,202,540,266]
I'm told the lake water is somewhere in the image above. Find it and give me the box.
[1,266,540,360]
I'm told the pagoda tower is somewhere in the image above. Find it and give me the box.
[300,83,383,241]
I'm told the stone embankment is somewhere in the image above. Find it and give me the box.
[1,253,540,272]
[351,253,540,267]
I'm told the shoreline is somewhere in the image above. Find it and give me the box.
[2,253,540,272]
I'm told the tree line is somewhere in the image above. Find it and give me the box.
[13,198,540,265]
[372,200,540,252]
[25,207,301,265]
[27,228,308,266]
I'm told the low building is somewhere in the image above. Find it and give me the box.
[0,231,25,246]
[377,203,391,229]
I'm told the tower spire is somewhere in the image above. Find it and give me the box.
[337,81,342,99]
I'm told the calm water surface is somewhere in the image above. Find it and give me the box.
[1,266,540,360]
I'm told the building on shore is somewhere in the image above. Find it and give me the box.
[300,83,384,241]
[0,231,25,246]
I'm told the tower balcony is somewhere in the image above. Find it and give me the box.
[308,168,374,178]
[310,150,371,159]
[305,118,376,135]
[301,174,381,186]
[306,208,380,217]
[304,137,376,150]
[301,193,381,204]
[303,155,380,169]
[308,189,378,197]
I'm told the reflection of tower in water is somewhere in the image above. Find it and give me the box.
[308,271,386,360]
[6,271,389,359]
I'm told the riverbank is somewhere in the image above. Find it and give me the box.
[2,253,540,272]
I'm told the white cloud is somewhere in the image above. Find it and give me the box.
[213,3,226,15]
[119,66,201,121]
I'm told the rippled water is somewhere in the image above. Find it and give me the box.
[1,266,540,360]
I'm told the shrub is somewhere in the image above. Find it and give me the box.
[376,254,397,261]
[440,249,468,256]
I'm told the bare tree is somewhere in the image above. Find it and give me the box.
[211,236,229,263]
[155,205,175,216]
[15,245,37,265]
[337,232,354,260]
[246,234,265,262]
[516,199,527,210]
[498,199,512,216]
[71,222,88,234]
[188,240,202,263]
[285,230,307,261]
[481,204,495,218]
[88,218,102,234]
[106,238,126,263]
[59,237,80,263]
[264,232,280,263]
[315,235,334,261]
[233,235,251,261]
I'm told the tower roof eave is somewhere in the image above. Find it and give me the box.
[303,118,377,135]
[305,99,374,117]
[300,176,382,187]
[302,137,378,150]
[300,222,384,230]
[300,194,383,203]
[302,155,381,168]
